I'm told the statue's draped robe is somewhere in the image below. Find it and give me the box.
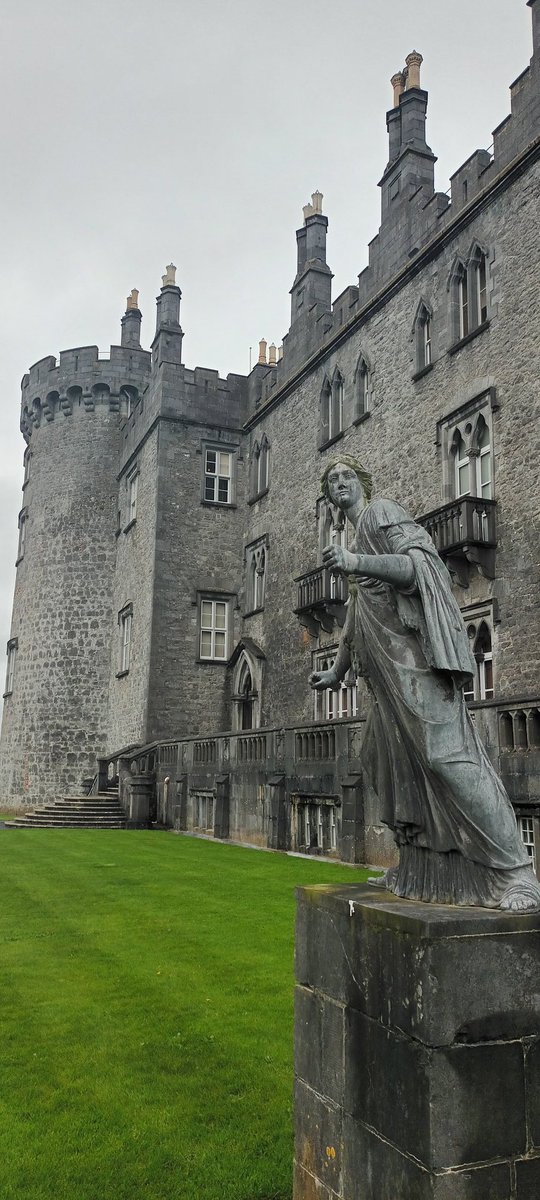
[345,499,529,905]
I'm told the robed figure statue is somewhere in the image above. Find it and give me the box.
[310,457,540,912]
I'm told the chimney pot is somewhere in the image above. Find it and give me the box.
[268,343,277,366]
[405,51,423,90]
[391,71,405,106]
[126,288,139,311]
[161,263,177,287]
[258,339,267,365]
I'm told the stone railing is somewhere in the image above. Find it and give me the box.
[100,695,540,867]
[418,496,497,583]
[295,565,347,610]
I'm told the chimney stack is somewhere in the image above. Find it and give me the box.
[405,50,423,90]
[121,288,142,349]
[258,339,268,365]
[528,0,540,56]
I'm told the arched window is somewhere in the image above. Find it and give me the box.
[413,302,433,372]
[320,370,344,445]
[238,662,254,730]
[355,355,371,417]
[449,247,489,345]
[452,431,470,498]
[470,247,488,326]
[245,538,267,613]
[251,434,270,498]
[464,619,494,702]
[473,417,491,500]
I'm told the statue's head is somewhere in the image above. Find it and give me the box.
[321,456,373,511]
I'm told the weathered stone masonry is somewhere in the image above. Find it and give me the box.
[1,3,539,873]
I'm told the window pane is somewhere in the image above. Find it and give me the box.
[201,601,213,628]
[458,462,470,496]
[215,603,226,629]
[214,631,226,657]
[217,478,230,503]
[205,477,216,501]
[205,451,216,474]
[218,452,231,477]
[200,630,212,656]
[480,451,490,484]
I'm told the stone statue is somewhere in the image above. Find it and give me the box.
[310,457,540,912]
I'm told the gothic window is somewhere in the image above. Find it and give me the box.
[238,661,255,730]
[4,638,17,697]
[449,246,489,346]
[463,619,494,702]
[439,394,495,506]
[250,434,270,499]
[355,354,371,417]
[245,538,267,614]
[204,448,233,504]
[320,369,344,446]
[199,597,230,660]
[413,302,433,373]
[313,648,358,721]
[118,604,133,675]
[23,449,31,487]
[452,431,470,498]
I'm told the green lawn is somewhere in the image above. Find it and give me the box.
[0,831,371,1200]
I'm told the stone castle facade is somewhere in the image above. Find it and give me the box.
[2,1,539,870]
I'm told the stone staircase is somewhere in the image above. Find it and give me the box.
[4,789,127,829]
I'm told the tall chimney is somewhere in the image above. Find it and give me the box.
[121,289,142,349]
[405,50,423,89]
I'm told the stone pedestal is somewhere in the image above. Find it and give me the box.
[294,884,540,1200]
[127,775,153,828]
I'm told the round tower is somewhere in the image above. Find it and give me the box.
[0,297,151,807]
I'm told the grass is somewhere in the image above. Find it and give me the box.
[0,831,371,1200]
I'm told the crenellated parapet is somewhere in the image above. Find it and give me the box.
[20,342,151,441]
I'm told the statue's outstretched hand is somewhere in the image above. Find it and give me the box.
[322,544,357,574]
[309,668,339,692]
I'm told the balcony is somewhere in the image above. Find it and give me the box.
[418,496,497,586]
[294,565,347,636]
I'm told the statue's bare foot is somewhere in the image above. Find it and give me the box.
[500,888,540,913]
[499,874,540,913]
[368,867,398,892]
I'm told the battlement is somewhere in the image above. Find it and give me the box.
[20,343,152,440]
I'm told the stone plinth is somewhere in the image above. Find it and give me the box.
[294,884,540,1200]
[127,775,153,828]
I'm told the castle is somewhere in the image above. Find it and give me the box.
[2,1,539,872]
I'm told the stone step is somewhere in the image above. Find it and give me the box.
[35,804,124,815]
[5,818,126,829]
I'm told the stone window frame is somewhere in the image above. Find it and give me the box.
[353,351,372,422]
[197,592,234,663]
[3,637,18,698]
[448,241,491,351]
[117,602,133,677]
[244,535,268,616]
[231,648,263,731]
[16,507,28,565]
[319,367,345,449]
[22,447,31,489]
[200,439,238,508]
[249,433,271,503]
[312,645,358,722]
[436,387,497,504]
[125,464,139,532]
[411,298,434,380]
[460,600,497,703]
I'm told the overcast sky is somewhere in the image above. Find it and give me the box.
[0,0,534,655]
